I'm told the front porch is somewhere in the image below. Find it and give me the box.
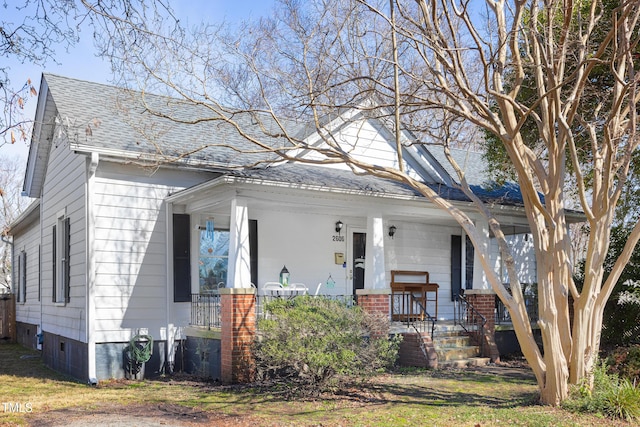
[189,289,538,331]
[184,288,538,379]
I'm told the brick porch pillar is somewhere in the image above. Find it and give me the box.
[464,289,500,362]
[220,288,256,383]
[356,289,391,338]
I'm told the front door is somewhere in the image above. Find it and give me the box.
[352,231,366,295]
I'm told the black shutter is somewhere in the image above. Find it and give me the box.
[451,235,462,301]
[22,252,27,302]
[249,219,258,288]
[16,252,21,302]
[52,225,56,302]
[173,214,191,302]
[64,217,71,303]
[38,245,41,301]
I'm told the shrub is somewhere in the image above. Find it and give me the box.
[253,296,401,392]
[607,345,640,384]
[564,362,640,422]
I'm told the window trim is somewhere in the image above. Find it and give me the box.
[17,250,27,303]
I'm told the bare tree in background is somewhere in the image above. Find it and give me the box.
[0,0,84,147]
[71,0,640,405]
[0,156,31,291]
[1,0,174,148]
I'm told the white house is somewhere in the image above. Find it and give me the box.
[10,73,540,381]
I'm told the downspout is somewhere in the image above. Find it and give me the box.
[39,200,43,350]
[86,152,99,383]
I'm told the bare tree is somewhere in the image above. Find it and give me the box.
[0,156,32,291]
[0,0,85,147]
[78,0,639,405]
[0,0,171,148]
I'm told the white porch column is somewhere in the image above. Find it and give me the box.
[227,197,252,288]
[364,215,386,290]
[473,217,490,290]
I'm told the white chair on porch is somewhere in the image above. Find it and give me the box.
[288,283,308,294]
[262,282,283,296]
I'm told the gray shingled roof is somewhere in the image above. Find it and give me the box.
[42,74,526,207]
[230,163,422,196]
[424,145,490,187]
[228,162,527,206]
[44,73,302,169]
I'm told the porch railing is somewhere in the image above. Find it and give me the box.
[190,293,358,328]
[392,292,437,338]
[453,292,486,354]
[495,291,538,324]
[190,293,221,329]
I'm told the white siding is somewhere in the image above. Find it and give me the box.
[303,118,423,179]
[385,221,462,320]
[92,163,210,342]
[490,234,536,285]
[13,218,41,326]
[253,209,353,295]
[40,127,87,340]
[201,207,462,320]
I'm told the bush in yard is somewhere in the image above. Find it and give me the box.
[253,296,401,392]
[563,362,640,422]
[607,345,640,384]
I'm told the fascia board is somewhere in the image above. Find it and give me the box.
[7,200,41,235]
[22,77,51,198]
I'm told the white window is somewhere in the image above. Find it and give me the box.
[53,214,70,304]
[199,229,229,293]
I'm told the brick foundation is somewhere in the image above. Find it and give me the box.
[220,288,256,383]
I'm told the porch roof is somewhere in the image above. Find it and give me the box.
[170,162,529,207]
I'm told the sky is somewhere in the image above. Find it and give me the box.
[2,0,275,163]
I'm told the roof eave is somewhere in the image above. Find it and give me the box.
[7,200,41,235]
[22,76,52,198]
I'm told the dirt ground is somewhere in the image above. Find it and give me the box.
[25,402,252,427]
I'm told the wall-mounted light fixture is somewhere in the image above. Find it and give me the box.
[335,220,344,234]
[388,225,397,238]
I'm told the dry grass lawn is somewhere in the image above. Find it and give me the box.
[0,344,630,426]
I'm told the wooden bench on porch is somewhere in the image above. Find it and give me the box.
[390,270,439,321]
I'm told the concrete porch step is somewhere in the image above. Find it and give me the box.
[436,345,480,361]
[432,335,473,348]
[432,323,467,336]
[439,357,491,369]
